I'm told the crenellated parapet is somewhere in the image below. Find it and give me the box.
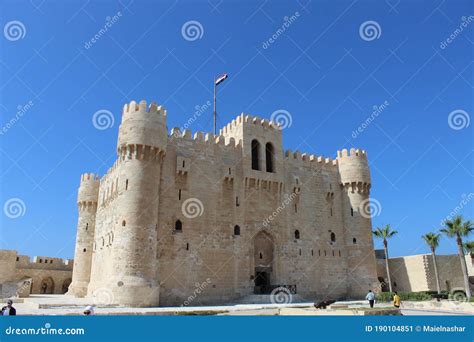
[118,100,168,155]
[284,150,338,168]
[170,127,242,150]
[220,113,281,136]
[77,173,100,210]
[336,148,371,189]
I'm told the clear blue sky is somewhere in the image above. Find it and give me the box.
[0,0,472,259]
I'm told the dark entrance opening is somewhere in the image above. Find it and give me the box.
[255,271,270,287]
[254,271,271,294]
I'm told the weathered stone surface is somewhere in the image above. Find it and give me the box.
[70,101,380,307]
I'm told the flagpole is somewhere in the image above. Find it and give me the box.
[213,77,217,135]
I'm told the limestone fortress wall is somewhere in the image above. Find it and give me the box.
[0,249,73,297]
[68,100,380,307]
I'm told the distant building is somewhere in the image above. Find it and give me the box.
[0,249,73,298]
[375,250,474,293]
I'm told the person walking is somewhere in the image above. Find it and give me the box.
[1,300,16,316]
[393,292,401,308]
[365,290,375,308]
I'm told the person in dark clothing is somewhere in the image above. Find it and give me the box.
[1,300,16,316]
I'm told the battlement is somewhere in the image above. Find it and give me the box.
[336,148,371,186]
[170,128,242,149]
[12,253,74,270]
[284,150,338,167]
[78,173,100,205]
[220,113,281,136]
[80,173,100,183]
[336,148,367,160]
[122,100,166,117]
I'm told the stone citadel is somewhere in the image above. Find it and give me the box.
[68,99,380,306]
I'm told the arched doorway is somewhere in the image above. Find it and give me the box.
[62,279,72,294]
[40,277,55,294]
[254,231,274,294]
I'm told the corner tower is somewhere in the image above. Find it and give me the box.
[337,148,379,297]
[103,100,167,307]
[69,173,99,297]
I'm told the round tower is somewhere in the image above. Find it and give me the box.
[103,100,167,306]
[337,148,379,297]
[69,173,100,297]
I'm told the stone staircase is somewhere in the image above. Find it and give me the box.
[233,294,309,305]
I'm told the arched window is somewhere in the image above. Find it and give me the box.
[265,142,274,173]
[294,230,300,239]
[85,223,88,231]
[330,232,336,242]
[175,220,182,231]
[125,179,129,190]
[234,225,240,236]
[353,237,357,244]
[251,139,260,170]
[122,220,126,227]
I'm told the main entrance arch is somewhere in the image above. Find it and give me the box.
[253,231,274,293]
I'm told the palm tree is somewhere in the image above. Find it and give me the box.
[373,224,398,293]
[463,241,474,256]
[440,215,473,299]
[422,232,441,294]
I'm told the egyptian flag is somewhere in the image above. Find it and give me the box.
[215,73,228,85]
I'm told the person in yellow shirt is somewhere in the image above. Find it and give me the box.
[393,291,401,308]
